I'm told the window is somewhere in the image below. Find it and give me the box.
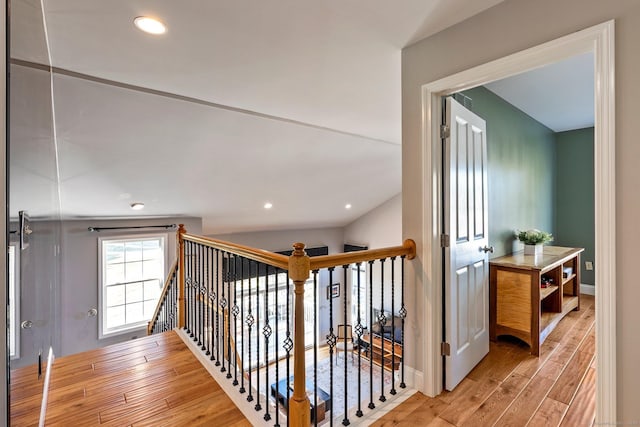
[234,272,315,369]
[8,245,20,359]
[99,235,167,338]
[350,263,367,327]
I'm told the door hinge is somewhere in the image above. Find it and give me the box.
[440,234,450,248]
[441,342,451,356]
[440,124,450,139]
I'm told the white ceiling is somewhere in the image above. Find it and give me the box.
[485,52,594,132]
[14,0,593,235]
[10,0,508,234]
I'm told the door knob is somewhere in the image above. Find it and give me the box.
[481,246,494,253]
[21,320,33,329]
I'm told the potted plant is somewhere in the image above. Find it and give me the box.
[515,229,553,256]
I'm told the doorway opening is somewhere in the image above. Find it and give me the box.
[419,20,615,424]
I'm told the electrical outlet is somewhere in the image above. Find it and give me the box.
[585,261,593,271]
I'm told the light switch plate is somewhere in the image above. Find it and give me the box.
[585,261,593,270]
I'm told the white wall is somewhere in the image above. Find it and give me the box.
[344,193,402,249]
[212,227,344,255]
[402,0,639,422]
[345,194,403,315]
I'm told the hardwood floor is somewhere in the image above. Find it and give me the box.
[9,295,595,426]
[9,331,250,426]
[374,294,596,427]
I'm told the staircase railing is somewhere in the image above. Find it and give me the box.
[147,260,178,335]
[149,224,416,426]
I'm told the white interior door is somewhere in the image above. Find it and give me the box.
[444,97,490,391]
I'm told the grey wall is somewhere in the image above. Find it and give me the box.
[555,127,595,285]
[462,87,556,257]
[12,217,201,368]
[402,0,639,422]
[55,217,201,360]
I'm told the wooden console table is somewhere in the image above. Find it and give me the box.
[359,333,402,371]
[489,246,583,356]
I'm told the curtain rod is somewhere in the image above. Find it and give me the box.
[88,224,177,233]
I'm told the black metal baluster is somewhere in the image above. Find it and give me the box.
[233,255,240,386]
[200,244,206,350]
[274,266,280,427]
[220,251,227,374]
[379,259,386,403]
[284,271,292,427]
[173,270,178,330]
[226,254,233,379]
[390,256,397,395]
[312,270,319,427]
[193,243,198,338]
[200,244,205,349]
[246,260,254,403]
[239,257,246,394]
[206,247,212,356]
[368,260,375,410]
[327,267,336,427]
[342,265,350,425]
[255,262,262,412]
[186,241,192,335]
[194,243,200,343]
[173,270,177,330]
[355,262,363,418]
[215,249,221,365]
[192,241,197,339]
[263,263,271,421]
[400,255,407,389]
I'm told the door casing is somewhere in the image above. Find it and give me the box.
[418,20,615,424]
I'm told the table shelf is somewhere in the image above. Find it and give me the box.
[490,246,583,356]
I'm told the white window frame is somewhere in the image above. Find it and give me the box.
[8,244,20,359]
[350,263,367,328]
[98,234,168,339]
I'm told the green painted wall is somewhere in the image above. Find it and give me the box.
[554,127,595,285]
[460,87,556,257]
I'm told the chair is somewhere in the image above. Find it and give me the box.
[335,324,354,364]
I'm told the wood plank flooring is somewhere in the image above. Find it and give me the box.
[10,331,250,427]
[374,294,596,427]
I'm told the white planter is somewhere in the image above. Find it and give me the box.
[524,244,543,256]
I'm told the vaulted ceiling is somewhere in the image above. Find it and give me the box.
[10,0,591,235]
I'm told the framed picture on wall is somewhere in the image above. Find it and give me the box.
[327,283,340,299]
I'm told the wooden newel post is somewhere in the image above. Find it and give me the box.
[288,243,311,426]
[177,224,187,329]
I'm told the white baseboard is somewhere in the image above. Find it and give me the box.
[581,283,595,296]
[403,365,424,392]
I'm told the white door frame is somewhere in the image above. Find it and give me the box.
[419,20,615,424]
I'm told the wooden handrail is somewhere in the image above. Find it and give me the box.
[310,239,416,270]
[169,226,417,425]
[182,233,289,269]
[147,259,178,335]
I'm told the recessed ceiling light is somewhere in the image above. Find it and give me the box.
[133,16,166,35]
[264,202,273,209]
[130,202,145,210]
[345,204,352,209]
